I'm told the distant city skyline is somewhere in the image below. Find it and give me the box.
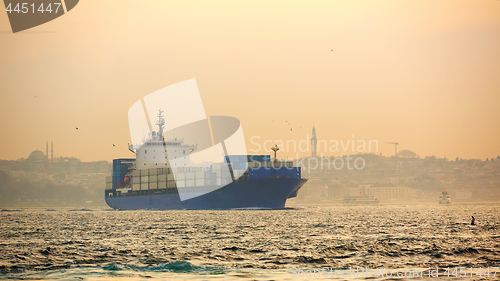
[1,0,499,161]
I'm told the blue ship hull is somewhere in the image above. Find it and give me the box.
[105,178,306,210]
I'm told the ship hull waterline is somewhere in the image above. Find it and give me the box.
[105,178,307,210]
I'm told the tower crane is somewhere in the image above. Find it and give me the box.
[386,142,399,157]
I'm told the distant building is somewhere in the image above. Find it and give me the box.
[23,142,109,174]
[28,150,47,172]
[311,126,317,157]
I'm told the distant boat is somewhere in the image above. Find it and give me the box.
[343,186,380,205]
[439,191,451,204]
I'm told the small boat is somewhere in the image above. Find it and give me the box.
[343,186,380,205]
[439,191,451,204]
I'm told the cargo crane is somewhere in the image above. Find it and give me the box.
[271,145,280,164]
[386,142,399,157]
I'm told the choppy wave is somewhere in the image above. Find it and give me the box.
[102,261,226,274]
[0,204,499,279]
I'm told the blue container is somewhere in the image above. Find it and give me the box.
[248,166,301,179]
[113,158,135,166]
[225,155,241,164]
[248,155,260,162]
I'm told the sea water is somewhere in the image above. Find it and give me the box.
[1,204,499,280]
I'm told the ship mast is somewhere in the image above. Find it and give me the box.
[156,110,165,138]
[271,145,279,163]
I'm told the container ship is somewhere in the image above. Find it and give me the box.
[104,113,307,210]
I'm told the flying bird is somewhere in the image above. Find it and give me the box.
[113,144,115,147]
[76,127,78,130]
[34,96,38,99]
[290,128,292,131]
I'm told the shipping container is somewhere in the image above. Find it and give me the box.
[195,171,204,179]
[186,179,195,186]
[141,175,148,183]
[141,182,149,190]
[133,183,140,190]
[176,173,185,180]
[211,163,221,171]
[156,181,166,189]
[132,170,141,177]
[177,180,186,188]
[132,177,140,184]
[105,182,113,190]
[204,171,216,179]
[186,172,195,180]
[149,175,158,182]
[150,182,158,189]
[167,180,176,188]
[158,174,167,182]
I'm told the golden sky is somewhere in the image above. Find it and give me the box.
[0,0,499,162]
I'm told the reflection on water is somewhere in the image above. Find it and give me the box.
[0,204,499,280]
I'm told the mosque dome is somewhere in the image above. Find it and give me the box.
[28,150,47,163]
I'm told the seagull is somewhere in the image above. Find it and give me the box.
[76,127,78,130]
[113,144,115,147]
[34,96,38,99]
[290,128,292,131]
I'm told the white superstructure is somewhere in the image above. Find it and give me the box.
[129,110,197,170]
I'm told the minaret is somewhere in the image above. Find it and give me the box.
[311,125,317,157]
[51,140,54,162]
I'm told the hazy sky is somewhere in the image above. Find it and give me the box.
[0,0,499,162]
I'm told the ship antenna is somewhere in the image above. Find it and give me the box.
[156,110,165,138]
